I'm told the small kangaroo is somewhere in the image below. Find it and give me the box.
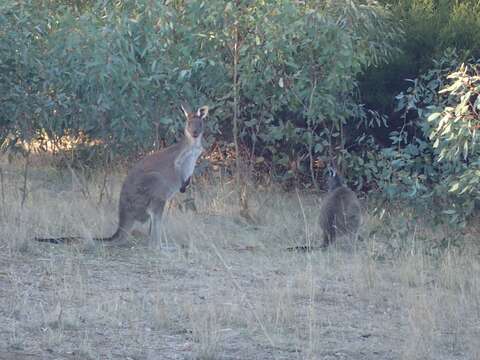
[318,167,362,248]
[36,103,208,247]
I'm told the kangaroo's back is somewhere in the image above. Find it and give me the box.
[122,141,184,200]
[319,172,361,247]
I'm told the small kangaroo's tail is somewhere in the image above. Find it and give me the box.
[34,229,120,244]
[286,245,325,252]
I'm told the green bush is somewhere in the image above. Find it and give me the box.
[361,0,480,117]
[0,1,206,157]
[428,62,480,212]
[378,50,480,222]
[0,0,401,184]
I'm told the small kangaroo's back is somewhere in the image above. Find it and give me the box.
[319,173,361,247]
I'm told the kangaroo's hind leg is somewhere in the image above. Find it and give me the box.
[322,225,336,249]
[103,202,136,246]
[148,199,166,249]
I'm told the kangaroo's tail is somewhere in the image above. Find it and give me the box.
[34,237,79,244]
[92,235,116,242]
[93,227,123,242]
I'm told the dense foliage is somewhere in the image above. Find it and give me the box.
[0,0,400,178]
[362,0,480,117]
[379,51,480,221]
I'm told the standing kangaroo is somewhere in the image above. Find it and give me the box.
[318,168,362,247]
[36,104,208,247]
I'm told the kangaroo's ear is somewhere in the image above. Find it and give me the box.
[180,103,191,119]
[197,106,209,119]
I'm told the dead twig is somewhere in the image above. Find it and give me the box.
[20,151,30,208]
[0,167,5,217]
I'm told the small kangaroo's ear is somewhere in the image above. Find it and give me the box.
[327,164,336,177]
[328,158,338,176]
[180,103,191,119]
[197,106,209,119]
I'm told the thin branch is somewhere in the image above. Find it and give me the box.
[307,77,319,190]
[0,167,5,218]
[20,151,30,208]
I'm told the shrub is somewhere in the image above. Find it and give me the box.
[361,0,480,120]
[428,62,480,213]
[378,51,480,222]
[0,0,401,185]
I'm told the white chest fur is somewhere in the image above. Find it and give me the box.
[174,143,203,182]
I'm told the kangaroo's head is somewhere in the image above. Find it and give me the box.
[181,104,209,140]
[327,166,344,192]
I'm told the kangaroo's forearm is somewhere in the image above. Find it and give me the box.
[179,176,191,193]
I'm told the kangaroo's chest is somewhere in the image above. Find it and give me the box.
[174,145,203,181]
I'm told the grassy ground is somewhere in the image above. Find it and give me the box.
[0,157,479,359]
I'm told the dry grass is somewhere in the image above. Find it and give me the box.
[0,156,479,359]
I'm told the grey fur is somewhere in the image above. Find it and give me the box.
[35,104,209,248]
[101,104,209,247]
[319,172,361,247]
